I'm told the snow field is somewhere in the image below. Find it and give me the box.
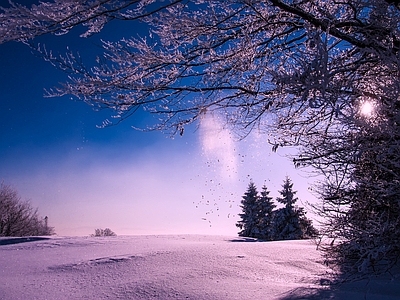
[0,235,399,299]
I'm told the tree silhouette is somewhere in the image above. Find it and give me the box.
[273,177,317,240]
[0,183,55,237]
[236,181,260,238]
[255,184,275,240]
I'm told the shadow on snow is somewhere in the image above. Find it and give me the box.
[0,236,51,246]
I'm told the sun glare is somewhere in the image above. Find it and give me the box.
[360,101,374,117]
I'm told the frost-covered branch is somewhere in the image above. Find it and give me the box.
[1,1,399,136]
[0,0,183,42]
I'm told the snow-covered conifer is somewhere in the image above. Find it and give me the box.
[255,184,276,240]
[276,177,298,208]
[236,181,260,238]
[272,177,317,240]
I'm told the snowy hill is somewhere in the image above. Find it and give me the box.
[0,235,399,299]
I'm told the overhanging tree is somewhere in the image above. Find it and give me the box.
[1,0,399,274]
[309,98,400,274]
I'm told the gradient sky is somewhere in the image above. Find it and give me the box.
[0,5,318,236]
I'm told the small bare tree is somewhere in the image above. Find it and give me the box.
[91,228,117,237]
[0,183,55,237]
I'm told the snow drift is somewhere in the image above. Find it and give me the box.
[0,235,399,299]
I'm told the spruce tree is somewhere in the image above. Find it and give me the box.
[276,176,298,209]
[236,181,259,238]
[273,177,317,240]
[255,184,276,240]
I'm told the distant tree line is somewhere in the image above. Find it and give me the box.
[0,183,55,237]
[236,177,318,241]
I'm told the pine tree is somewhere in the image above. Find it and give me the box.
[236,181,260,238]
[272,177,317,240]
[276,176,298,209]
[255,184,276,240]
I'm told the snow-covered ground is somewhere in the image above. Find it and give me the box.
[0,235,399,299]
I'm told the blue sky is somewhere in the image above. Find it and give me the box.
[0,10,318,236]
